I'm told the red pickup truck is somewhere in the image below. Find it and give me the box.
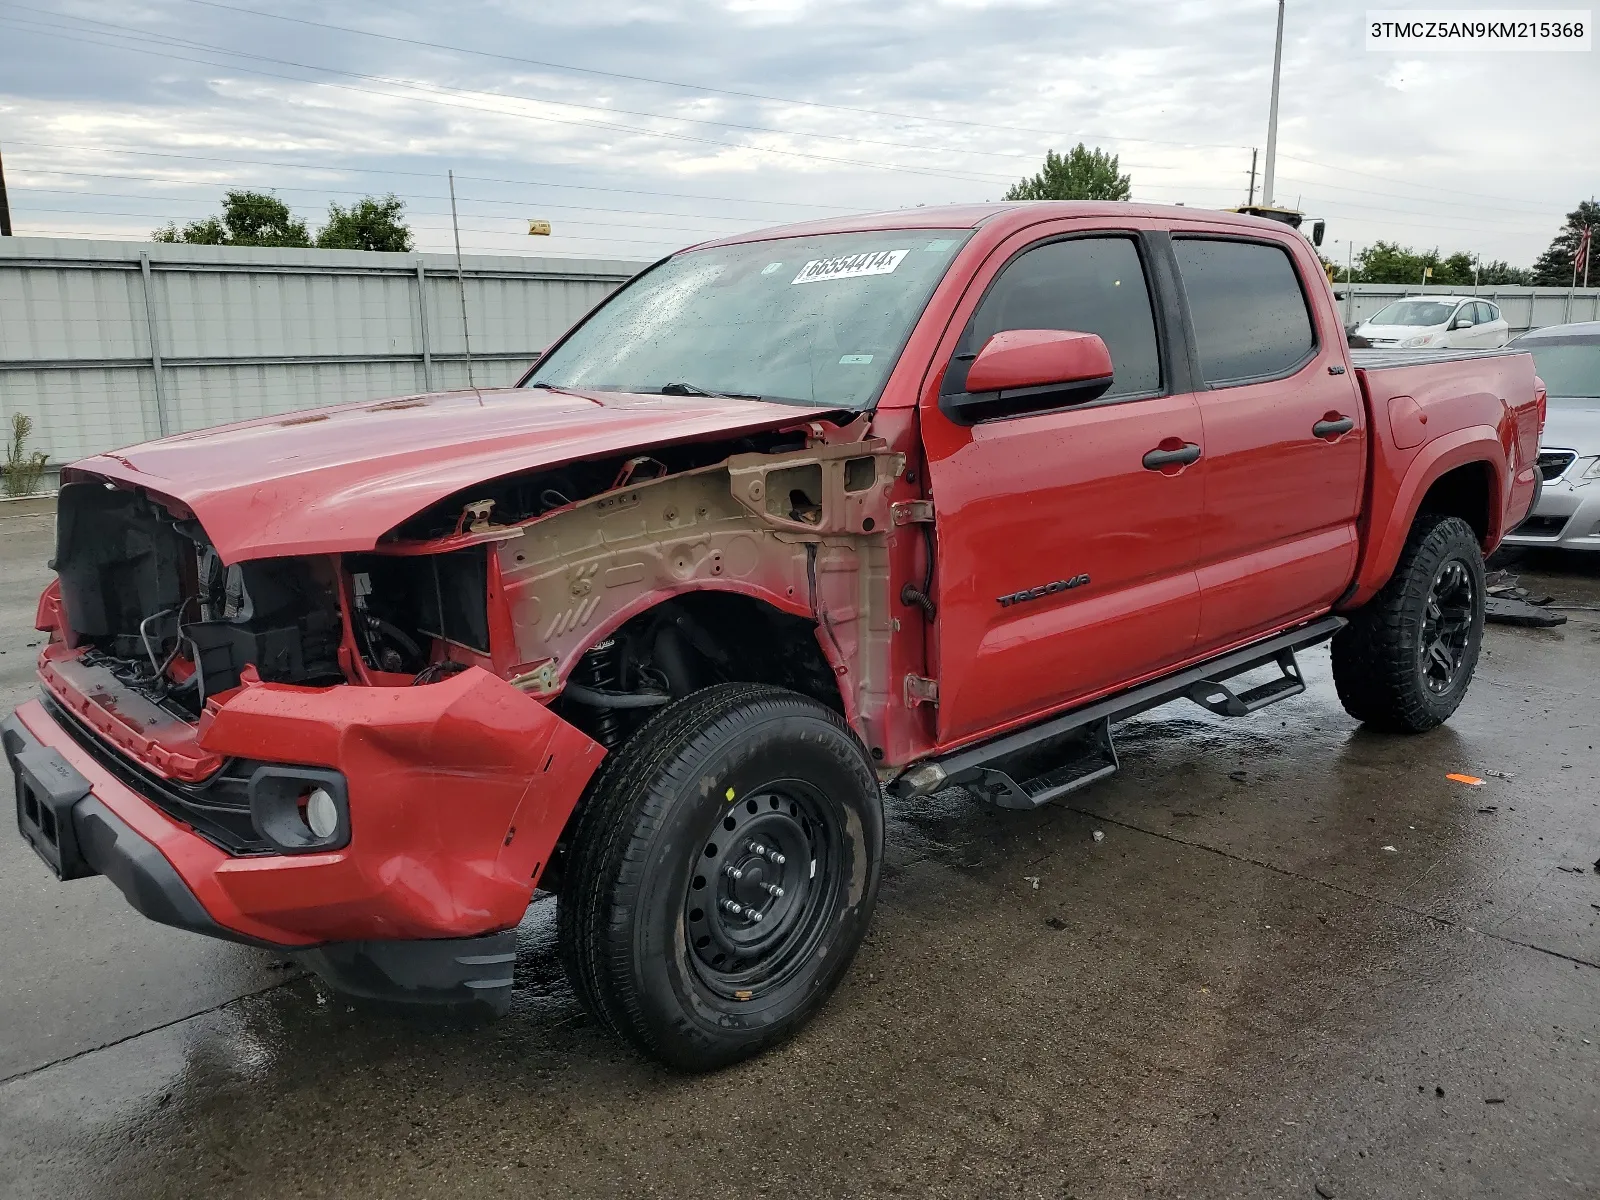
[5,202,1544,1070]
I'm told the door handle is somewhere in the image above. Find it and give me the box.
[1142,442,1201,470]
[1313,415,1355,439]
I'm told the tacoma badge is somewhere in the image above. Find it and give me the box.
[997,574,1090,607]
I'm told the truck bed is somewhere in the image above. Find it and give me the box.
[1342,345,1542,608]
[1350,346,1526,370]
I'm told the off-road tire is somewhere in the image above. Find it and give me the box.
[557,683,883,1071]
[1332,513,1486,733]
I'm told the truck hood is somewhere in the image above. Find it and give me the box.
[72,387,836,563]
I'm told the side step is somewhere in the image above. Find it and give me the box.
[892,615,1343,807]
[1185,648,1304,717]
[969,719,1120,811]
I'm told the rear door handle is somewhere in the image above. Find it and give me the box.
[1313,415,1355,439]
[1142,442,1201,470]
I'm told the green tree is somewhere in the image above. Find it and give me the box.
[1354,240,1441,285]
[1003,144,1132,202]
[1477,259,1532,286]
[315,194,413,252]
[1531,199,1600,287]
[154,190,311,247]
[1350,241,1531,286]
[1433,252,1478,288]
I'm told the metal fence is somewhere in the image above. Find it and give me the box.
[6,239,1598,480]
[1330,282,1600,334]
[0,237,645,470]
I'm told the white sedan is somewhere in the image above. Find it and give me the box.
[1353,296,1511,349]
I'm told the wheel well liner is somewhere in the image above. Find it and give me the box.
[1417,461,1493,542]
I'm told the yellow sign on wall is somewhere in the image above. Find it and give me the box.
[528,220,552,236]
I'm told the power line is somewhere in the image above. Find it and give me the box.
[1275,175,1551,218]
[1275,153,1556,209]
[5,5,1181,173]
[10,203,751,239]
[12,218,688,249]
[8,184,775,230]
[0,16,1024,187]
[160,0,1252,152]
[2,4,1566,233]
[0,162,862,214]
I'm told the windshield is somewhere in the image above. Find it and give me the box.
[1522,342,1600,398]
[1368,300,1456,327]
[524,229,973,409]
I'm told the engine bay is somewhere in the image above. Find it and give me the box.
[53,482,346,717]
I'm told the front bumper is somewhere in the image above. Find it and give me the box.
[1503,479,1600,550]
[6,666,605,1009]
[6,710,275,947]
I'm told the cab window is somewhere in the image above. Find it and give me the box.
[1172,238,1315,386]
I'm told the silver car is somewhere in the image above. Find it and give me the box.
[1503,322,1600,551]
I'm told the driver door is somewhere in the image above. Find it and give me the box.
[919,227,1205,746]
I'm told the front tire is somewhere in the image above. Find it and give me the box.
[557,683,883,1071]
[1332,513,1486,733]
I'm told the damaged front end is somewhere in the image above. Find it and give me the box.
[18,478,605,1004]
[14,411,900,1009]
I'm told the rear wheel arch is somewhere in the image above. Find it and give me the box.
[1416,460,1497,545]
[1342,434,1505,610]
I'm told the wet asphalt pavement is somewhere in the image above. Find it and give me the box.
[1,501,1596,1199]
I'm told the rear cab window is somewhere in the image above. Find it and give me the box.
[1173,238,1316,386]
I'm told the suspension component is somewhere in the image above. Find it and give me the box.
[574,638,624,748]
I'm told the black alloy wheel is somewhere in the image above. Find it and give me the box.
[1419,557,1475,695]
[1331,512,1486,733]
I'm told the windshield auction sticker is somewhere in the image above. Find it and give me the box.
[1366,10,1590,50]
[792,249,909,285]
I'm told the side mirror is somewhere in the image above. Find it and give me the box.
[940,329,1120,422]
[1452,317,1473,330]
[944,330,1114,423]
[1310,219,1326,247]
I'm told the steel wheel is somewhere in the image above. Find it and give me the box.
[557,683,883,1070]
[1420,557,1475,694]
[685,781,841,1000]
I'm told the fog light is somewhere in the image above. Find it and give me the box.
[305,787,339,839]
[248,766,349,853]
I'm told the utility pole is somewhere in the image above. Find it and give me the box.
[0,139,13,236]
[448,169,475,389]
[1247,148,1259,206]
[1262,0,1286,208]
[1346,240,1355,326]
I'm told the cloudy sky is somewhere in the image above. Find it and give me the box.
[0,0,1594,268]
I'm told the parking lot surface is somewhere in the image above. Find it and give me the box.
[1,502,1596,1199]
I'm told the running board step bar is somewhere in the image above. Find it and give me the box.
[970,719,1120,811]
[1185,647,1304,717]
[891,615,1344,805]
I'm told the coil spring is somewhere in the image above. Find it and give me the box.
[575,638,623,748]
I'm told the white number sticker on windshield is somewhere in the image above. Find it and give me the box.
[791,249,908,285]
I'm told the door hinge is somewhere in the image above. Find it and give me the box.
[903,674,939,706]
[892,499,935,525]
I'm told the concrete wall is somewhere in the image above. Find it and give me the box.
[0,237,646,470]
